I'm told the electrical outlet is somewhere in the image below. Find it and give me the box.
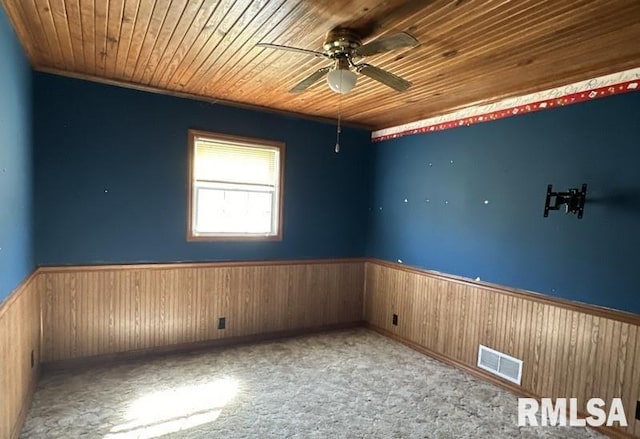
[635,400,639,421]
[218,317,226,330]
[30,350,34,368]
[392,314,398,326]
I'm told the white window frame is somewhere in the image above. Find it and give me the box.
[187,130,284,241]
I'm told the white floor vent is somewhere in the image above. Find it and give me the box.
[477,345,523,385]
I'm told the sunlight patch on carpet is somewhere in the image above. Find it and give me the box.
[104,377,239,438]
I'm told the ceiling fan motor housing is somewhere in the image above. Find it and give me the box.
[323,28,361,58]
[257,26,415,93]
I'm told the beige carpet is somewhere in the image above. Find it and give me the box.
[21,329,605,438]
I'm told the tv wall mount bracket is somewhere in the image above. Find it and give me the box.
[543,184,587,219]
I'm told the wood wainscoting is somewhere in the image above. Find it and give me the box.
[364,259,640,438]
[4,257,640,437]
[0,273,41,439]
[39,259,365,364]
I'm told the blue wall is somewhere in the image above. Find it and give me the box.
[30,65,640,314]
[34,73,370,265]
[367,91,640,314]
[0,7,33,301]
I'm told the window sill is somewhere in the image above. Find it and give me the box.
[187,233,283,242]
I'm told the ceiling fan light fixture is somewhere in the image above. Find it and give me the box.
[326,68,357,94]
[259,27,417,94]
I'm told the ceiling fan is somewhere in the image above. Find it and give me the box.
[257,27,419,94]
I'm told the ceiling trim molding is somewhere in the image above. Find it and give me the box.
[372,67,640,142]
[34,67,372,131]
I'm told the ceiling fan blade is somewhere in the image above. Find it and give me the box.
[355,32,419,57]
[290,66,332,93]
[357,64,412,92]
[256,42,326,58]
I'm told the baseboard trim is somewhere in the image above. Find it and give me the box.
[366,323,634,439]
[365,323,537,397]
[42,321,366,372]
[11,258,639,437]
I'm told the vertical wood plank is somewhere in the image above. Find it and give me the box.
[0,274,41,438]
[363,262,640,437]
[40,261,365,362]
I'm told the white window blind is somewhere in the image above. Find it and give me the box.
[194,139,278,186]
[190,133,282,238]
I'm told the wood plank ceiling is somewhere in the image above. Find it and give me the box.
[2,0,640,129]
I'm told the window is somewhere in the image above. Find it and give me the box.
[187,130,284,240]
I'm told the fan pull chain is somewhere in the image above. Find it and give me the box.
[335,113,341,153]
[335,87,342,153]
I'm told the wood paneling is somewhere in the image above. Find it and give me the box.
[39,260,364,363]
[364,260,640,438]
[4,258,639,436]
[0,273,41,439]
[2,0,639,129]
